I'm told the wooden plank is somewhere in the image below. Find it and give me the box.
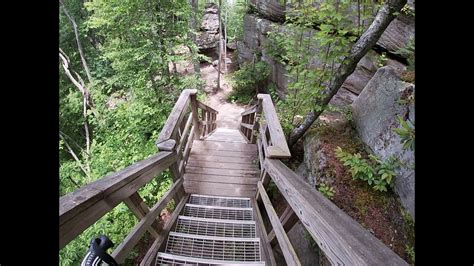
[251,198,276,266]
[156,139,176,151]
[257,182,301,266]
[59,151,177,248]
[190,94,202,139]
[183,173,259,185]
[112,179,184,263]
[196,101,218,113]
[240,122,254,130]
[156,89,196,147]
[192,140,258,153]
[264,159,408,265]
[257,138,265,172]
[257,94,291,158]
[186,161,257,170]
[183,181,256,197]
[241,104,257,116]
[123,192,161,239]
[190,149,256,159]
[185,166,259,177]
[176,114,193,153]
[140,194,189,266]
[179,126,195,174]
[188,155,258,165]
[268,205,299,247]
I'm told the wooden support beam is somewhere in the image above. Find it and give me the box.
[251,198,276,266]
[123,192,161,239]
[190,94,201,139]
[268,205,299,247]
[257,181,301,266]
[60,151,178,248]
[140,194,189,266]
[112,179,184,263]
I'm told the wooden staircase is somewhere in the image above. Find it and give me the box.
[59,89,409,265]
[155,194,264,265]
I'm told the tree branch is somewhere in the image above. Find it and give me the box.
[60,133,91,179]
[288,0,407,147]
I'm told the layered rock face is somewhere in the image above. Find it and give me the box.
[237,5,414,105]
[352,66,415,219]
[196,3,220,52]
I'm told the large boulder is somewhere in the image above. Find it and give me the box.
[352,66,415,220]
[196,3,220,50]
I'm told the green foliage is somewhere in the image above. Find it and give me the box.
[59,0,199,263]
[228,61,270,104]
[335,147,397,192]
[393,116,415,151]
[395,37,415,71]
[377,52,388,68]
[266,180,279,199]
[265,0,376,136]
[318,182,335,199]
[405,245,415,263]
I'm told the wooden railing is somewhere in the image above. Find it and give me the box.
[59,89,217,265]
[241,94,408,265]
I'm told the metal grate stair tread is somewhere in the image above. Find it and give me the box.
[156,252,265,265]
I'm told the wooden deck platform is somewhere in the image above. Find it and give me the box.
[183,128,260,197]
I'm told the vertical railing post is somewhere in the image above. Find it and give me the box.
[190,93,202,140]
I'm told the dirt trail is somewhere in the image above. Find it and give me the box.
[200,52,247,130]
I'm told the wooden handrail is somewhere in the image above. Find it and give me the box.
[244,93,407,264]
[258,156,408,265]
[240,94,290,158]
[59,151,178,248]
[60,89,219,263]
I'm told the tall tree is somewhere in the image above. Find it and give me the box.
[288,0,407,147]
[60,0,93,83]
[190,0,201,75]
[217,0,223,91]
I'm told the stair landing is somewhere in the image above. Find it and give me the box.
[183,128,259,197]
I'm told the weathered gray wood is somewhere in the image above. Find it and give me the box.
[257,94,291,158]
[176,114,193,153]
[183,181,256,197]
[192,140,258,153]
[251,198,277,266]
[188,155,259,164]
[186,166,259,177]
[140,194,189,266]
[156,139,176,151]
[59,151,177,248]
[156,89,196,147]
[123,192,161,239]
[257,138,265,172]
[268,205,299,247]
[186,161,257,170]
[191,148,256,158]
[240,122,254,130]
[112,179,184,263]
[184,173,259,185]
[250,98,263,144]
[190,94,202,139]
[196,101,218,114]
[241,104,257,116]
[179,126,195,174]
[264,159,409,265]
[257,181,301,266]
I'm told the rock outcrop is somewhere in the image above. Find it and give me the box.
[196,3,220,50]
[352,66,415,219]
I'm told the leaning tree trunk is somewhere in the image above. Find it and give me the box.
[288,0,407,147]
[217,0,222,91]
[60,0,92,84]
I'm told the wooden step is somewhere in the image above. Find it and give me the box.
[184,181,257,198]
[192,140,257,153]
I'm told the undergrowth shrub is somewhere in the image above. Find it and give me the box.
[228,61,269,104]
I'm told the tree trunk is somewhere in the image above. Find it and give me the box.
[190,0,201,75]
[216,0,222,91]
[60,0,92,84]
[288,0,407,148]
[224,9,228,73]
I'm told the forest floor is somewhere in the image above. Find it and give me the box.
[200,49,247,130]
[272,111,415,264]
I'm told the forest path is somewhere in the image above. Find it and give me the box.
[200,50,246,130]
